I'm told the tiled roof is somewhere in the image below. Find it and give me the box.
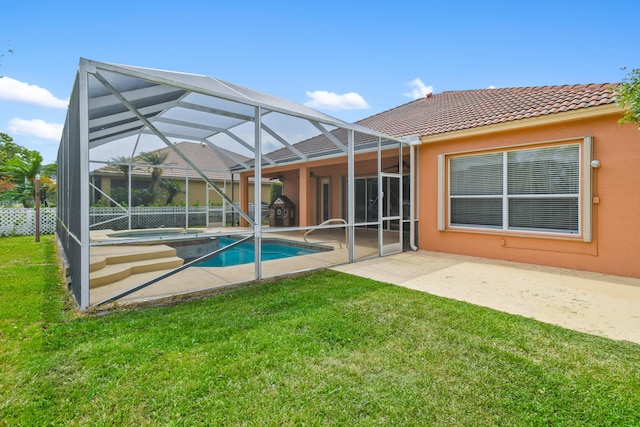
[259,128,380,164]
[255,84,619,164]
[94,141,248,181]
[357,83,619,138]
[94,84,620,173]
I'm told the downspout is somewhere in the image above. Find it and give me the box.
[409,144,418,251]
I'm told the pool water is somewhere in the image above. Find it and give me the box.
[196,237,320,267]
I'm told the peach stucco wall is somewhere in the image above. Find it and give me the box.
[240,149,407,227]
[417,113,640,278]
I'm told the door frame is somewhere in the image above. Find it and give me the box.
[319,177,331,223]
[380,172,403,255]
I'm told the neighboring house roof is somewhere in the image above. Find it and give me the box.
[357,83,619,139]
[93,141,249,181]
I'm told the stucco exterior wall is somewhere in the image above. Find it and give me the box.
[240,149,408,227]
[417,112,640,278]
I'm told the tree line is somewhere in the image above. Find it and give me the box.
[0,132,56,208]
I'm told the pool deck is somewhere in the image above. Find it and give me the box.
[88,227,382,306]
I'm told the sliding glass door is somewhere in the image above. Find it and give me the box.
[354,177,378,225]
[380,173,402,255]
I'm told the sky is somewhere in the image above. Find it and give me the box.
[1,0,638,164]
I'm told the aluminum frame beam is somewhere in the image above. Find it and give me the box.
[91,69,256,226]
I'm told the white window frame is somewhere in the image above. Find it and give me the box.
[438,137,593,241]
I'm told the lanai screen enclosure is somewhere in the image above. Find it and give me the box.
[57,59,417,311]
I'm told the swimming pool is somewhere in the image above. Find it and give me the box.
[196,237,326,267]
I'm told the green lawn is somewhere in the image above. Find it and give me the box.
[1,235,639,425]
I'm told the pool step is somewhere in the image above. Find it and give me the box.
[90,245,178,272]
[90,245,184,288]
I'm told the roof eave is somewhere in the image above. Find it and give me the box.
[419,104,623,144]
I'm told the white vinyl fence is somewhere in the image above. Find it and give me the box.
[89,204,269,230]
[0,205,270,236]
[0,208,57,236]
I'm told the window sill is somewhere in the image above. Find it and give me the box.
[443,227,586,242]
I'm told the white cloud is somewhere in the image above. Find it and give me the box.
[304,90,370,111]
[0,77,68,108]
[8,118,63,141]
[405,78,433,99]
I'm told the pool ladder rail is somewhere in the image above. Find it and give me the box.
[303,218,348,249]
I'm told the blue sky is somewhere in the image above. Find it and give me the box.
[1,0,638,164]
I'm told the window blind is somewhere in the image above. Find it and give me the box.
[450,153,502,196]
[507,145,580,196]
[449,144,580,234]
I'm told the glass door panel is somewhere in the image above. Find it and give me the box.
[354,178,366,223]
[367,177,378,225]
[320,178,330,223]
[381,173,402,255]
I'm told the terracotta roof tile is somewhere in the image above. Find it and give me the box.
[358,83,619,138]
[95,84,620,172]
[94,141,248,181]
[253,84,619,164]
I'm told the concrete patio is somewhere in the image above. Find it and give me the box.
[333,250,640,344]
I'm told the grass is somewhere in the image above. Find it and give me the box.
[1,235,639,425]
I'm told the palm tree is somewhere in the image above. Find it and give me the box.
[0,151,49,207]
[138,151,169,191]
[159,178,183,205]
[109,155,133,184]
[107,151,168,206]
